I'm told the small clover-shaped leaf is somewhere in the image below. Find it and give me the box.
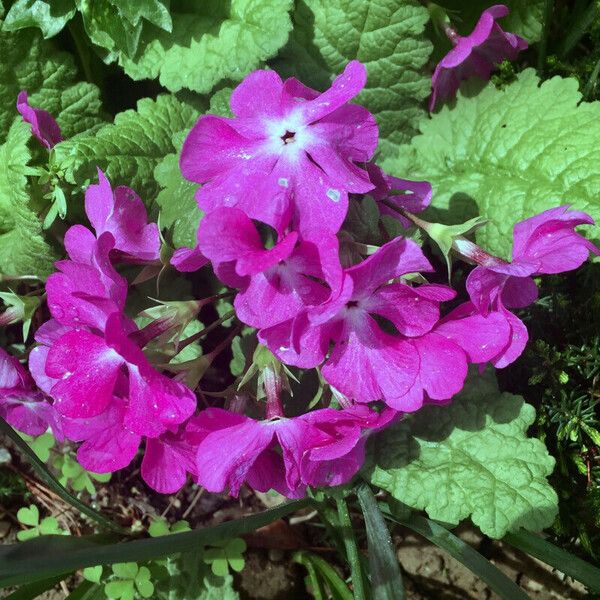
[29,432,55,462]
[134,567,154,598]
[17,504,39,527]
[112,562,139,579]
[39,516,65,535]
[83,566,103,583]
[105,579,135,600]
[16,527,40,542]
[148,519,170,537]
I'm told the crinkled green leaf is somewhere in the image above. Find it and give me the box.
[109,0,171,31]
[2,0,75,38]
[367,370,558,538]
[383,70,600,258]
[0,120,56,277]
[0,28,104,141]
[154,153,201,249]
[439,0,545,42]
[54,94,197,201]
[275,0,432,158]
[120,0,294,94]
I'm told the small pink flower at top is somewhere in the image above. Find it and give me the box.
[453,206,599,367]
[0,347,62,438]
[430,5,528,111]
[68,169,160,264]
[180,61,378,235]
[17,91,62,149]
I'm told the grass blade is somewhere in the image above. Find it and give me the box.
[336,496,367,600]
[4,576,64,599]
[357,484,404,600]
[293,551,353,600]
[384,510,531,600]
[504,529,600,592]
[0,499,308,588]
[0,417,125,534]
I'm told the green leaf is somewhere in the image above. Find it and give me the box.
[383,70,600,258]
[120,0,294,94]
[504,529,600,593]
[383,510,531,600]
[17,505,39,527]
[154,152,201,249]
[0,119,56,277]
[55,95,197,202]
[437,0,546,42]
[275,0,432,158]
[0,28,104,141]
[20,432,54,462]
[83,566,103,583]
[0,500,308,588]
[3,576,65,600]
[109,0,171,31]
[293,552,352,600]
[367,370,558,538]
[112,562,138,579]
[2,0,75,38]
[39,517,65,535]
[105,579,134,600]
[357,484,404,600]
[16,528,40,542]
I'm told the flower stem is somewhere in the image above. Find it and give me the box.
[336,496,367,600]
[538,0,556,72]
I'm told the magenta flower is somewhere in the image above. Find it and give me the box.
[180,61,378,234]
[430,5,528,111]
[454,206,599,367]
[44,312,196,437]
[194,404,392,497]
[259,238,483,410]
[0,348,61,438]
[366,163,432,228]
[197,208,343,329]
[46,232,129,332]
[17,91,62,149]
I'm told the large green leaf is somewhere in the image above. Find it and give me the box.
[367,370,558,539]
[383,70,600,258]
[0,28,104,141]
[0,500,308,588]
[0,120,56,277]
[120,0,294,94]
[54,95,197,202]
[2,0,75,38]
[274,0,432,158]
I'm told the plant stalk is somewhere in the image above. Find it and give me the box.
[336,496,367,600]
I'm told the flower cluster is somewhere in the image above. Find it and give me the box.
[1,47,597,499]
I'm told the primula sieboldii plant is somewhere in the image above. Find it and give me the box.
[3,43,598,498]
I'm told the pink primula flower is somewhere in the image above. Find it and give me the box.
[194,405,392,497]
[430,5,528,111]
[67,170,160,264]
[17,91,62,149]
[44,312,196,437]
[180,61,378,234]
[0,348,61,438]
[197,208,343,329]
[455,206,599,367]
[366,163,432,228]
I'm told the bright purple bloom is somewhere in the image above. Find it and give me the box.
[180,61,378,235]
[0,348,61,437]
[83,170,160,263]
[366,163,432,228]
[17,91,62,149]
[44,312,196,437]
[194,404,391,497]
[46,232,128,332]
[197,208,343,329]
[454,206,599,367]
[260,237,487,410]
[430,5,528,111]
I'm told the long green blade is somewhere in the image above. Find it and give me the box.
[504,529,600,592]
[357,485,404,600]
[4,576,64,599]
[0,499,307,588]
[0,417,125,534]
[293,551,353,600]
[384,510,531,600]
